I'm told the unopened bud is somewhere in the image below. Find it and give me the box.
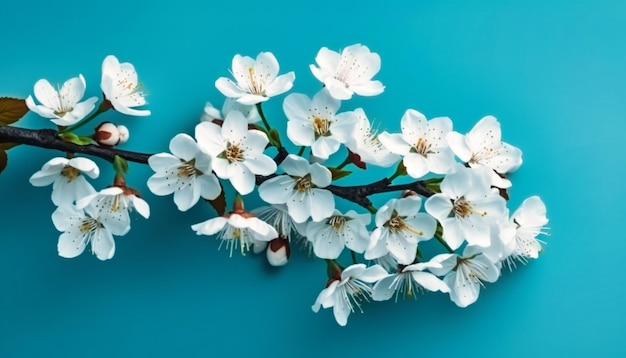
[94,122,121,146]
[266,238,290,266]
[117,125,129,144]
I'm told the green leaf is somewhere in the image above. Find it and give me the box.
[0,97,29,125]
[59,132,95,146]
[113,155,129,174]
[330,167,352,181]
[206,182,226,216]
[0,150,7,175]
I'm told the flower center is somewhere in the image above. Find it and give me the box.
[79,218,98,233]
[247,67,264,95]
[386,216,407,233]
[312,116,330,138]
[328,216,346,231]
[177,159,201,178]
[412,138,431,157]
[225,142,245,163]
[453,197,487,218]
[61,165,80,182]
[295,175,312,192]
[470,147,496,164]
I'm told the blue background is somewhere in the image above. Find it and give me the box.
[1,0,624,356]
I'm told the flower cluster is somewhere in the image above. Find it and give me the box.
[7,44,549,326]
[27,55,151,260]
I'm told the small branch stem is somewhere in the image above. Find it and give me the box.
[255,103,272,133]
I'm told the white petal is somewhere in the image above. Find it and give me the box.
[265,72,295,97]
[132,196,150,219]
[372,275,398,301]
[215,77,246,98]
[228,164,255,195]
[148,153,181,173]
[173,184,198,211]
[410,271,450,293]
[147,174,176,196]
[221,110,249,143]
[91,228,116,261]
[309,189,335,222]
[259,177,294,206]
[57,232,88,259]
[280,154,310,177]
[197,173,221,200]
[169,133,199,161]
[350,80,384,96]
[68,157,99,179]
[309,163,331,188]
[377,132,411,155]
[33,79,60,109]
[191,217,228,235]
[447,131,472,162]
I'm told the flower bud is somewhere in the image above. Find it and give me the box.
[117,125,130,144]
[94,122,121,146]
[266,238,290,266]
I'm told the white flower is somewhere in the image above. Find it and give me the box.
[29,157,99,206]
[25,74,97,126]
[305,210,371,259]
[447,115,522,187]
[258,154,334,223]
[345,108,399,167]
[430,246,500,308]
[372,261,449,302]
[252,204,306,241]
[191,211,278,257]
[425,165,507,250]
[77,186,150,236]
[284,89,356,159]
[310,44,384,100]
[378,109,456,178]
[215,52,295,105]
[147,133,221,211]
[365,195,437,265]
[195,110,276,195]
[52,204,115,261]
[101,55,150,116]
[506,196,549,266]
[311,263,387,326]
[200,98,260,124]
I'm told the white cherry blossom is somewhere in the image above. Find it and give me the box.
[25,74,97,126]
[200,98,260,124]
[195,110,276,195]
[147,133,221,211]
[430,246,500,308]
[447,115,522,187]
[29,157,99,206]
[252,204,306,242]
[311,263,387,326]
[305,209,371,259]
[258,154,334,223]
[101,55,150,116]
[372,261,449,302]
[192,210,278,257]
[506,196,549,266]
[379,109,455,178]
[215,52,295,105]
[425,165,507,250]
[365,195,437,265]
[310,44,384,100]
[284,89,356,159]
[345,108,400,167]
[77,186,150,236]
[52,204,115,261]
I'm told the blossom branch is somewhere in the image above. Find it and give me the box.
[0,126,151,163]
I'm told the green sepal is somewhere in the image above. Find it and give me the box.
[113,155,129,174]
[330,167,352,181]
[268,128,282,148]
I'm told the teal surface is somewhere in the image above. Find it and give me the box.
[1,0,624,356]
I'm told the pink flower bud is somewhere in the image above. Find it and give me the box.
[94,122,121,146]
[266,238,290,266]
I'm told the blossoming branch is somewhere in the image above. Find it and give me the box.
[0,44,549,326]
